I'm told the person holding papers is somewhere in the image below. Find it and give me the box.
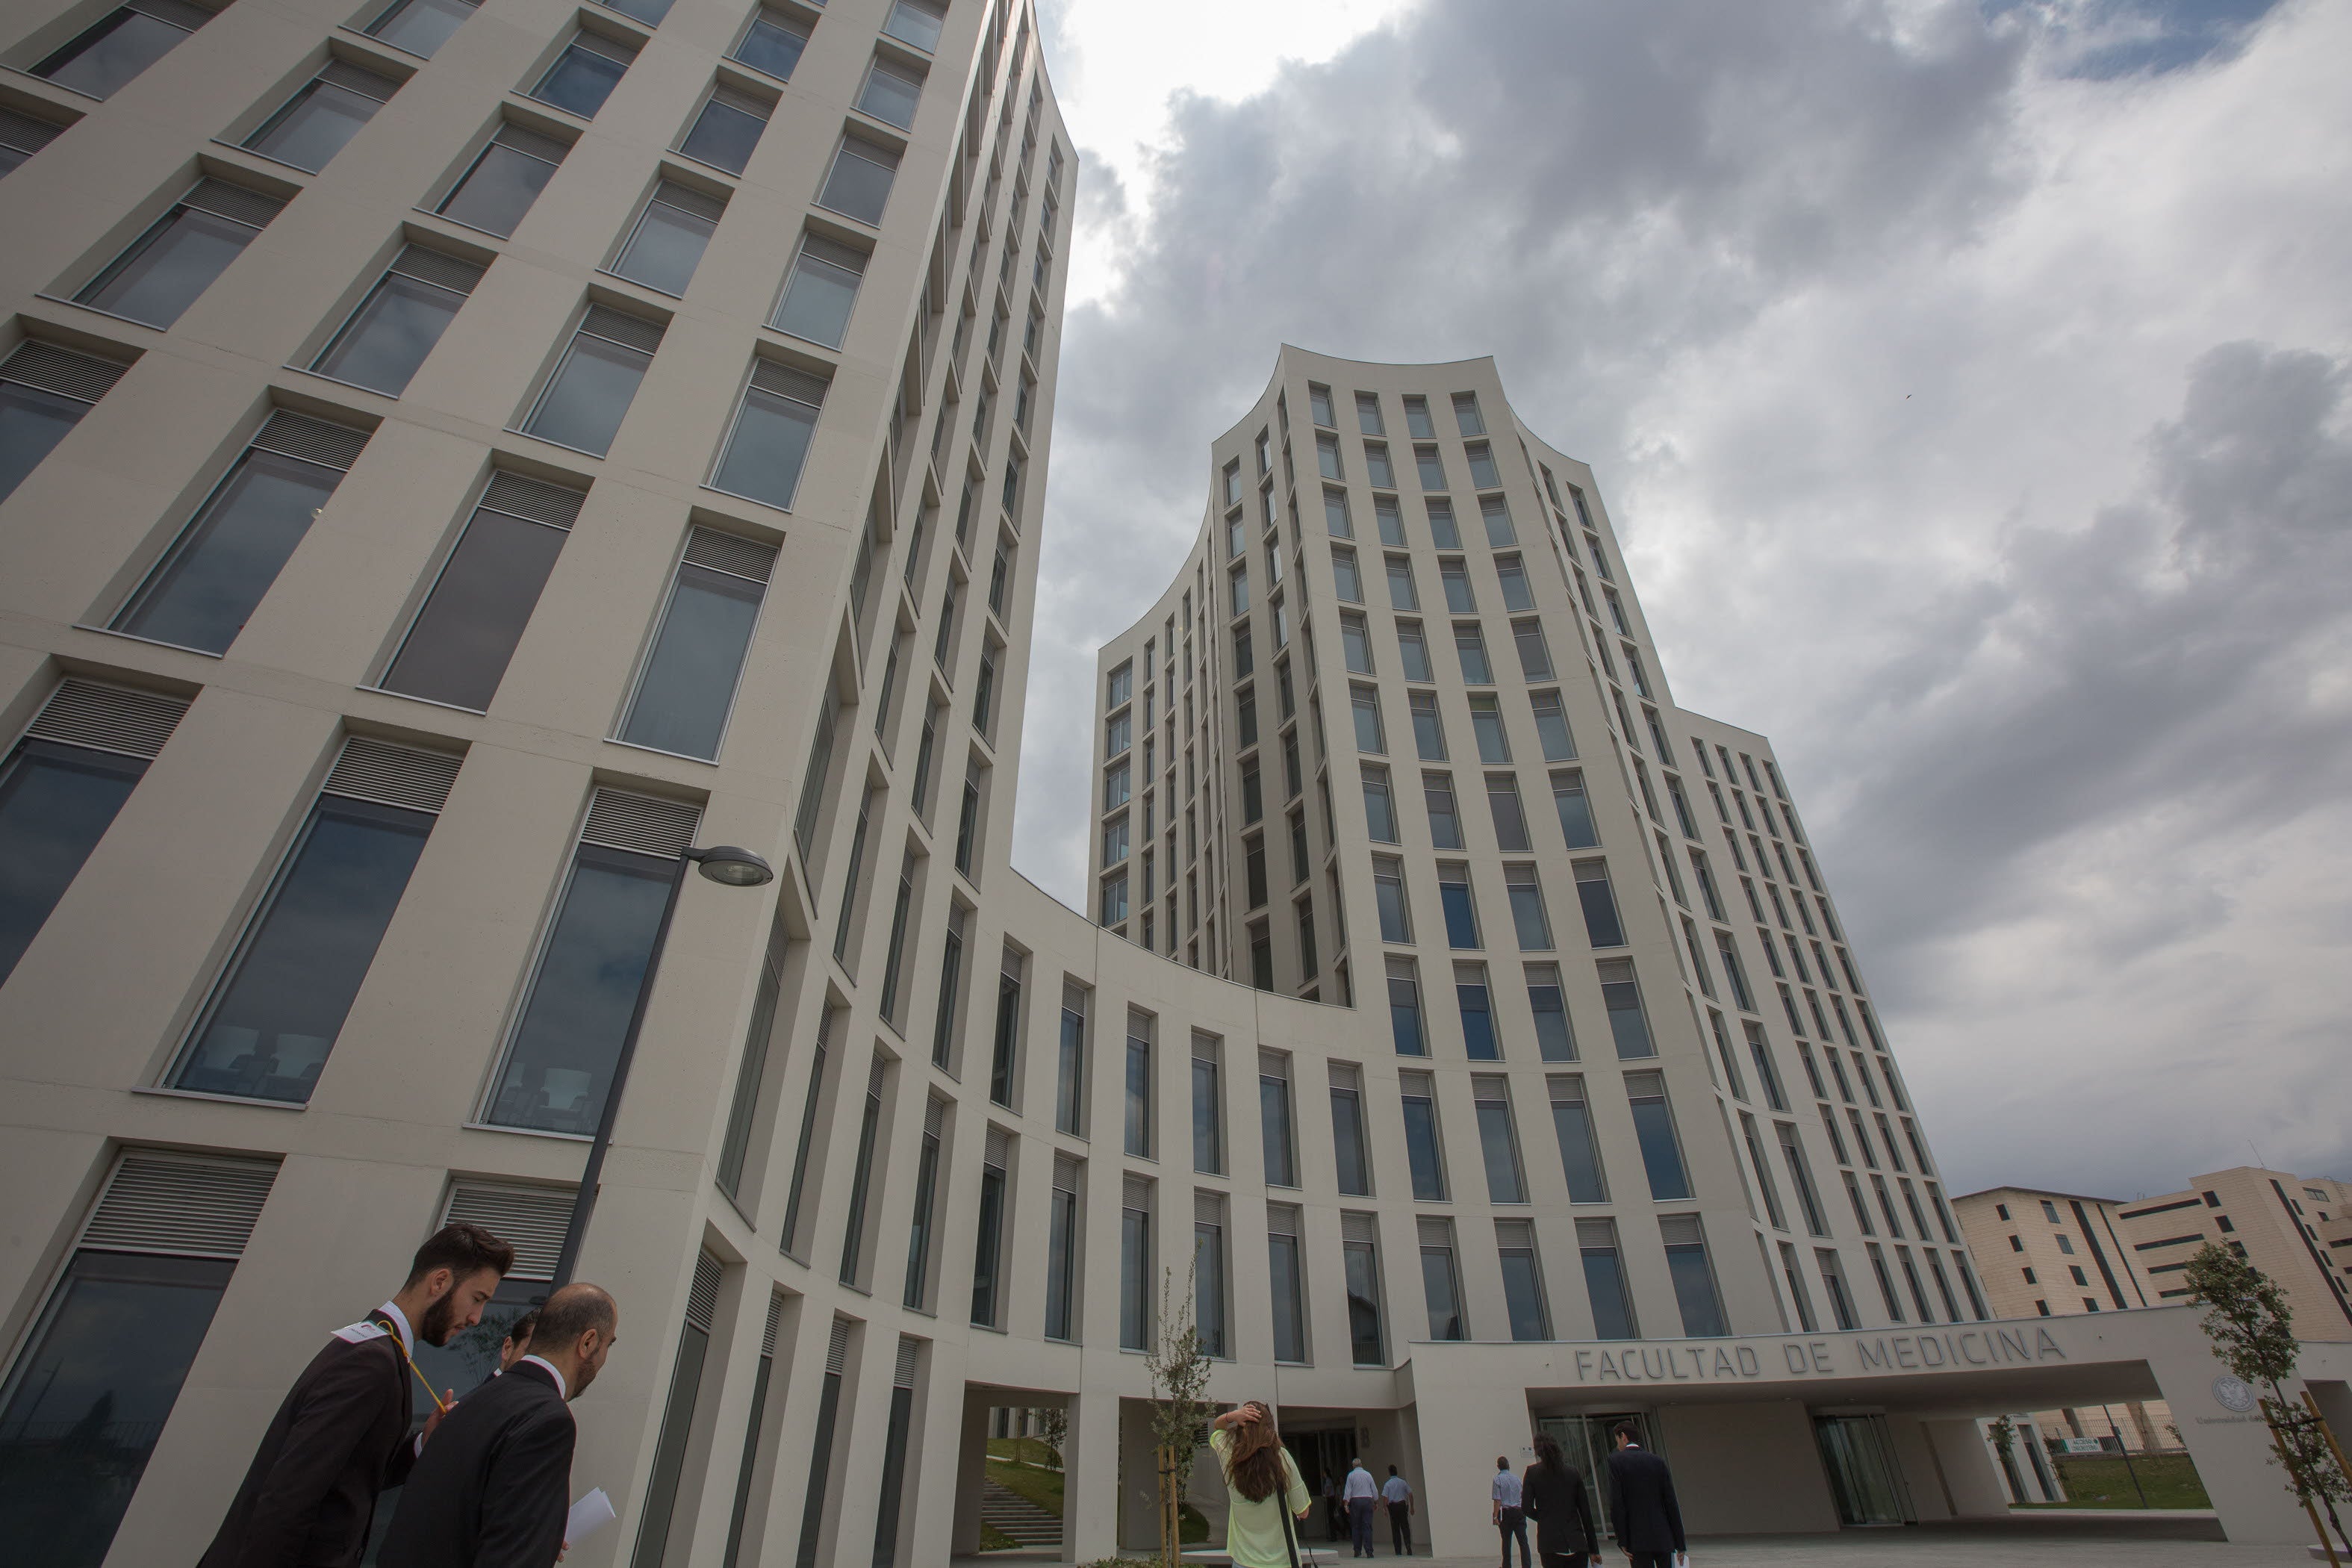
[378,1282,619,1568]
[199,1224,515,1567]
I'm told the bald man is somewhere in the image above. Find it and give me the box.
[378,1283,619,1568]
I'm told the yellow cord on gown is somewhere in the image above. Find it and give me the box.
[378,1313,451,1413]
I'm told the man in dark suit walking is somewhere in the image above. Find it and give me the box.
[1602,1425,1684,1568]
[199,1222,515,1567]
[378,1281,619,1568]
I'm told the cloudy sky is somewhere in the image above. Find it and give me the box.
[1005,0,2352,1202]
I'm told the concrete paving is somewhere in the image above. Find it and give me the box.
[953,1511,2339,1567]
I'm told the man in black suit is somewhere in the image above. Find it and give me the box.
[199,1223,515,1567]
[1602,1425,1684,1568]
[379,1281,620,1568]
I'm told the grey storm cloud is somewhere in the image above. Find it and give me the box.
[1015,0,2351,1199]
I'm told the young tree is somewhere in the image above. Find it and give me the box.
[1038,1404,1069,1472]
[2183,1242,2351,1563]
[1145,1260,1213,1568]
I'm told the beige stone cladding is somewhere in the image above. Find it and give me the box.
[2109,1168,2352,1340]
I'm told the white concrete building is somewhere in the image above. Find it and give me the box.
[1,1,2347,1563]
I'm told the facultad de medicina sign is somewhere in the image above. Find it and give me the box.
[1567,1326,2071,1385]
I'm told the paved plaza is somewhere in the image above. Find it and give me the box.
[951,1511,2347,1568]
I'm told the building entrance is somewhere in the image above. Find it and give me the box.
[1534,1413,1646,1539]
[1813,1413,1909,1526]
[1283,1428,1357,1541]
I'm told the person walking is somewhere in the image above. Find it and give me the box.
[1492,1455,1532,1568]
[1602,1425,1686,1568]
[1207,1401,1310,1568]
[1343,1455,1381,1558]
[1381,1464,1414,1555]
[378,1281,619,1568]
[1324,1470,1345,1542]
[1521,1431,1599,1567]
[199,1222,515,1568]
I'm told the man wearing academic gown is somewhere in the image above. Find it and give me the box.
[197,1224,514,1568]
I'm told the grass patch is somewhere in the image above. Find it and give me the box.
[989,1436,1063,1469]
[978,1522,1022,1552]
[988,1457,1068,1516]
[2016,1453,2213,1510]
[1181,1503,1210,1544]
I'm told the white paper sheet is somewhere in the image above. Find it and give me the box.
[567,1487,617,1543]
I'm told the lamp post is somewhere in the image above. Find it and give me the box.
[550,844,774,1288]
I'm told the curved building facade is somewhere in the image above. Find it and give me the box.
[7,1,2329,1562]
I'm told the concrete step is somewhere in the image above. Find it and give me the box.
[980,1478,1065,1546]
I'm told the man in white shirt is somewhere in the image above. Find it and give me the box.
[1343,1457,1380,1557]
[1380,1465,1413,1555]
[1492,1455,1531,1568]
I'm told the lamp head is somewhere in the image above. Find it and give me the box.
[688,845,774,887]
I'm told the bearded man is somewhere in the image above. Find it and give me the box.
[197,1222,516,1567]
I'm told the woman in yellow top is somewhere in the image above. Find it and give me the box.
[1210,1401,1312,1568]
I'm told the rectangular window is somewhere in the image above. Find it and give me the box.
[530,28,638,118]
[856,54,924,129]
[1572,859,1625,948]
[1331,544,1363,602]
[1512,619,1555,680]
[522,303,662,455]
[436,119,567,236]
[1344,1213,1386,1363]
[1190,1035,1223,1174]
[1329,1064,1372,1195]
[1484,772,1531,852]
[1439,865,1479,948]
[878,848,920,1023]
[883,0,944,49]
[1470,694,1511,762]
[1363,441,1394,489]
[1259,1050,1297,1186]
[1386,956,1425,1057]
[1779,1123,1829,1235]
[312,243,485,396]
[616,526,774,759]
[1119,1177,1152,1350]
[1598,957,1652,1058]
[1425,496,1460,547]
[710,355,827,508]
[1419,1217,1466,1340]
[35,0,216,97]
[0,1151,272,1566]
[1384,554,1419,610]
[1315,432,1343,481]
[1195,1193,1229,1357]
[1531,690,1575,760]
[0,341,123,503]
[732,4,808,78]
[1578,1217,1637,1339]
[1473,1075,1527,1202]
[1495,553,1534,611]
[1440,559,1476,613]
[1452,391,1484,435]
[1375,494,1405,545]
[1269,1206,1307,1362]
[1122,1012,1154,1156]
[1715,932,1755,1011]
[971,1127,1009,1325]
[1446,962,1496,1060]
[1453,621,1492,683]
[1661,1214,1729,1336]
[1415,443,1446,491]
[615,179,724,298]
[1817,1248,1858,1330]
[1409,691,1446,760]
[1479,492,1514,545]
[760,236,871,355]
[988,950,1023,1106]
[1045,1156,1080,1340]
[1308,382,1336,427]
[1625,1070,1691,1199]
[1350,684,1386,754]
[1497,1219,1551,1340]
[1400,1071,1447,1200]
[1396,620,1432,681]
[1355,391,1385,434]
[1525,963,1574,1062]
[1548,768,1599,850]
[838,1059,888,1284]
[818,133,899,224]
[76,175,284,329]
[1549,1075,1608,1201]
[246,58,399,172]
[1508,865,1554,951]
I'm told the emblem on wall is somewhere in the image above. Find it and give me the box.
[2212,1375,2258,1413]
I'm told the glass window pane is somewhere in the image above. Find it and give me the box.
[1440,880,1476,948]
[116,449,341,653]
[0,382,92,503]
[1575,871,1623,948]
[489,843,675,1133]
[1419,1248,1463,1339]
[857,62,921,128]
[1554,780,1598,848]
[1194,1225,1225,1356]
[246,81,382,172]
[1551,1098,1607,1201]
[734,13,807,78]
[1269,1232,1305,1360]
[1457,983,1496,1060]
[0,741,145,984]
[883,0,944,51]
[712,387,817,507]
[1260,1074,1294,1186]
[534,44,629,118]
[382,507,566,710]
[1500,1251,1547,1340]
[1630,1096,1691,1199]
[1331,1090,1369,1195]
[614,197,716,293]
[37,10,191,98]
[0,1251,234,1564]
[620,562,762,759]
[526,334,649,455]
[818,144,895,224]
[774,252,862,347]
[1667,1241,1728,1336]
[438,143,558,235]
[78,208,255,328]
[1477,1101,1523,1201]
[172,797,433,1102]
[312,273,463,395]
[1531,984,1573,1062]
[1345,1242,1383,1363]
[603,0,672,21]
[679,99,765,173]
[367,0,476,57]
[1401,1096,1444,1199]
[1581,1246,1636,1339]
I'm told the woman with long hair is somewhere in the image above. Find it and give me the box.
[1210,1401,1311,1568]
[1520,1430,1599,1567]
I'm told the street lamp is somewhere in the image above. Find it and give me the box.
[550,843,775,1287]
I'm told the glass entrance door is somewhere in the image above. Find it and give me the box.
[1814,1413,1909,1526]
[1535,1413,1646,1540]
